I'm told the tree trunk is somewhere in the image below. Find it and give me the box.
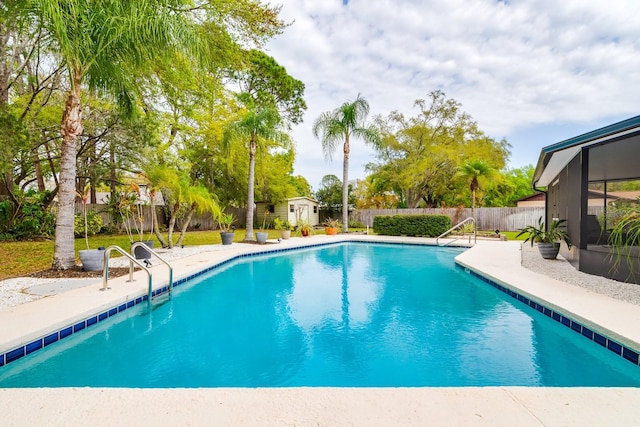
[43,138,58,188]
[342,134,350,233]
[151,204,167,248]
[52,72,83,270]
[244,133,256,241]
[166,201,180,248]
[176,204,196,246]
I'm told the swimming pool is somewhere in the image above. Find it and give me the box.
[1,242,640,387]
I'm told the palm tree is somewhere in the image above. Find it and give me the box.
[459,160,493,225]
[29,0,204,269]
[312,94,379,232]
[147,165,220,248]
[225,107,290,241]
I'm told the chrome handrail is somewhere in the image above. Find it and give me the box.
[102,245,153,301]
[436,217,476,246]
[130,242,173,297]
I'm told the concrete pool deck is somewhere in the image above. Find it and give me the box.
[2,235,640,425]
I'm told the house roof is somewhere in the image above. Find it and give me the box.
[516,192,545,202]
[533,115,640,188]
[287,196,319,204]
[256,196,319,204]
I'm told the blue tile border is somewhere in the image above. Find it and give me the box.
[459,264,640,369]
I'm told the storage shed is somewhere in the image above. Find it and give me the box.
[256,196,320,227]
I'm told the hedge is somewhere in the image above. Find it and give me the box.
[372,214,452,237]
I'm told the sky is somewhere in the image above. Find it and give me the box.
[264,0,640,191]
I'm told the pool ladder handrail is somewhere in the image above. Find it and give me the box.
[102,245,153,301]
[130,242,173,298]
[436,217,476,246]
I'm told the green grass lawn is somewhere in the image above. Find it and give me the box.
[501,231,526,241]
[0,229,286,281]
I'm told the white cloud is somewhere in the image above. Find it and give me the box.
[266,0,640,189]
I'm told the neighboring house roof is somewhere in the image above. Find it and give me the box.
[516,192,545,202]
[258,196,319,204]
[95,190,166,206]
[533,115,640,188]
[598,190,640,201]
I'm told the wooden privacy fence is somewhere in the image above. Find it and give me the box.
[75,204,247,231]
[352,207,547,232]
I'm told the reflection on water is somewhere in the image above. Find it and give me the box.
[288,245,381,330]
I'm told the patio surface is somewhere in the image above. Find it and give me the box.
[1,235,640,426]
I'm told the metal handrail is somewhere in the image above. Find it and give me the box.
[436,217,476,246]
[131,242,173,297]
[102,245,153,301]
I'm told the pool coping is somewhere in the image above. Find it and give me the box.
[3,235,640,424]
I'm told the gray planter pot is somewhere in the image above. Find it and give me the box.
[280,230,291,240]
[133,240,154,259]
[220,231,234,245]
[538,242,561,259]
[79,249,104,272]
[256,232,268,244]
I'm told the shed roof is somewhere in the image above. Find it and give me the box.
[533,115,640,188]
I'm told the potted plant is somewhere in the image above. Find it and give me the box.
[256,210,270,244]
[517,216,572,259]
[217,212,236,245]
[608,209,640,278]
[77,184,105,271]
[298,219,313,237]
[273,217,293,239]
[324,218,340,235]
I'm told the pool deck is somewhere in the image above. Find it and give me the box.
[2,235,640,426]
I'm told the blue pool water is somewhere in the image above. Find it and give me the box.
[2,242,640,387]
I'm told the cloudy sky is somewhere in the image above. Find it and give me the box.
[265,0,640,190]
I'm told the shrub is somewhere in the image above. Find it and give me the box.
[373,214,451,237]
[74,210,104,237]
[348,220,366,229]
[11,192,56,239]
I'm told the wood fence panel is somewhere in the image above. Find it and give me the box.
[352,207,547,231]
[76,204,247,231]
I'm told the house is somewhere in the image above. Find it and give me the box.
[516,190,638,208]
[255,196,320,227]
[532,115,640,283]
[516,192,546,207]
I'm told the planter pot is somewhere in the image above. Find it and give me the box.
[280,230,291,240]
[256,232,268,244]
[220,231,234,245]
[325,227,339,235]
[79,249,105,272]
[538,242,561,259]
[301,229,310,237]
[133,240,154,259]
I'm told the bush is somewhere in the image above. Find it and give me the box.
[373,214,451,237]
[74,210,104,237]
[11,192,56,239]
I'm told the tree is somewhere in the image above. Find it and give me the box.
[25,1,284,268]
[146,164,219,248]
[367,91,510,208]
[229,50,306,240]
[312,94,379,232]
[458,160,493,222]
[225,106,290,240]
[27,1,206,269]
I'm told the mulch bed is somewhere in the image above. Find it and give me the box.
[29,266,131,279]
